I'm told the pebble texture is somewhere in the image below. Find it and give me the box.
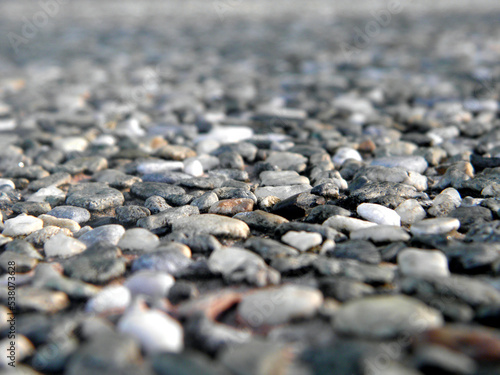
[1,2,499,374]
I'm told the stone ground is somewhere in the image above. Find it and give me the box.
[1,0,500,374]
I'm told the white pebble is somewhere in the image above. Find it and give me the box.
[395,199,426,225]
[357,203,401,226]
[332,147,362,166]
[2,215,43,237]
[410,218,460,236]
[44,233,87,258]
[184,159,204,177]
[281,231,322,252]
[323,215,377,233]
[398,248,450,278]
[124,271,175,297]
[85,285,131,314]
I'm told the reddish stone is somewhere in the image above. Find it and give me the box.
[209,198,254,216]
[418,325,500,362]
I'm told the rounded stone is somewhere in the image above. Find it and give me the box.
[46,206,91,224]
[398,248,450,278]
[410,218,460,236]
[357,203,401,226]
[2,215,44,237]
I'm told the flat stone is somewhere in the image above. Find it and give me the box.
[156,144,197,160]
[281,231,322,252]
[28,186,66,205]
[55,156,108,175]
[137,160,184,174]
[39,214,81,234]
[131,251,192,277]
[78,225,125,248]
[255,184,312,201]
[411,218,460,236]
[233,210,288,234]
[371,156,428,174]
[357,203,401,226]
[11,201,51,216]
[66,184,124,211]
[350,225,410,243]
[0,251,38,273]
[237,285,323,327]
[449,206,493,232]
[333,295,443,339]
[208,198,254,216]
[332,147,362,166]
[398,248,450,278]
[93,169,141,189]
[130,181,185,200]
[260,170,309,186]
[190,192,219,213]
[2,215,43,237]
[265,152,308,172]
[171,214,250,240]
[144,195,171,214]
[1,287,69,313]
[44,233,87,258]
[323,215,377,233]
[118,228,160,252]
[330,240,381,264]
[137,205,199,232]
[46,205,91,224]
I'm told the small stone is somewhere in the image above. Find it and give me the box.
[190,192,219,213]
[330,240,381,264]
[281,231,322,252]
[66,183,124,211]
[310,183,340,199]
[244,237,299,261]
[265,151,307,172]
[156,144,197,160]
[237,285,323,327]
[0,251,38,273]
[118,306,184,354]
[124,271,175,297]
[428,188,462,217]
[255,184,312,201]
[137,160,184,174]
[44,233,87,258]
[323,215,377,233]
[398,248,450,278]
[332,147,362,166]
[233,210,288,234]
[167,281,200,304]
[333,295,443,339]
[28,186,66,205]
[56,156,108,175]
[184,159,204,177]
[209,198,254,216]
[272,193,325,220]
[39,214,81,234]
[131,181,185,200]
[132,251,192,276]
[350,225,410,243]
[85,285,131,314]
[137,206,199,232]
[371,156,428,174]
[260,170,309,186]
[357,203,401,226]
[118,228,159,252]
[115,205,150,226]
[410,218,460,236]
[11,201,51,216]
[144,195,171,214]
[449,206,493,232]
[208,247,280,286]
[395,199,426,225]
[171,214,251,240]
[93,169,141,189]
[27,172,71,191]
[78,225,126,247]
[3,287,69,313]
[46,205,91,224]
[2,215,43,237]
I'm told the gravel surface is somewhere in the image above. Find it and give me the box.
[1,0,500,374]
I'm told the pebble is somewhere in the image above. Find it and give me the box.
[2,215,43,237]
[115,205,150,225]
[350,225,410,243]
[66,184,124,211]
[124,271,175,297]
[333,295,443,339]
[208,247,280,286]
[281,231,322,252]
[237,285,323,327]
[39,214,81,234]
[410,218,460,236]
[131,181,185,200]
[428,188,462,217]
[397,248,450,278]
[234,210,288,234]
[44,233,87,258]
[78,225,126,247]
[260,170,310,186]
[323,215,377,233]
[118,306,184,354]
[208,198,254,216]
[254,184,312,201]
[265,152,308,172]
[395,199,427,225]
[332,147,362,166]
[118,228,159,252]
[184,159,204,177]
[171,214,250,239]
[46,205,91,224]
[85,285,131,314]
[357,203,401,226]
[131,250,192,276]
[371,156,428,174]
